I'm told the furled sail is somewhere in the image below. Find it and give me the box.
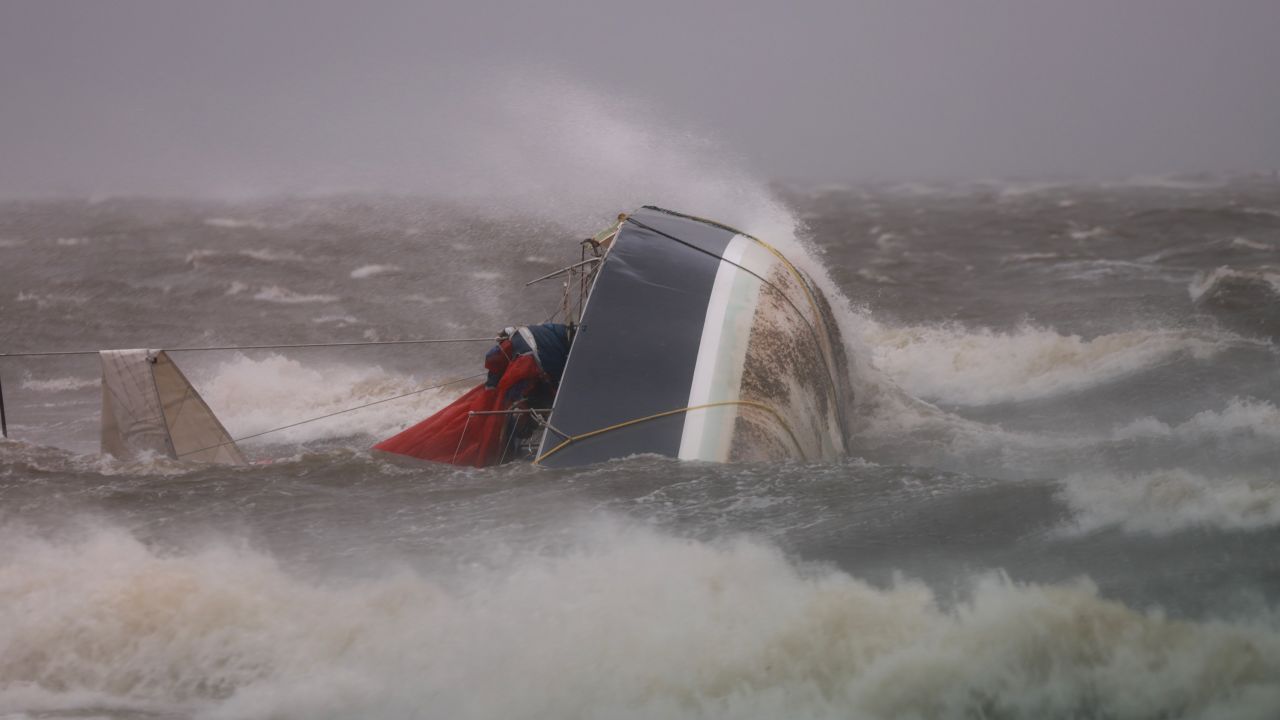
[100,349,245,464]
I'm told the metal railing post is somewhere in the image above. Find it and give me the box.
[0,365,9,439]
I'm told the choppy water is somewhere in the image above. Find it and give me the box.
[2,175,1279,719]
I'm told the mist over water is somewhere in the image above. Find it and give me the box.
[2,77,1280,719]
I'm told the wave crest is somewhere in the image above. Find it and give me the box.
[1190,266,1280,305]
[1,524,1278,719]
[867,323,1231,406]
[1061,468,1280,534]
[192,354,461,445]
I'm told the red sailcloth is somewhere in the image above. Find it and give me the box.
[373,349,544,467]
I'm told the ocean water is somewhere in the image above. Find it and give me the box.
[1,175,1279,719]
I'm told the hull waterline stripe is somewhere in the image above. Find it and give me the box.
[679,235,753,460]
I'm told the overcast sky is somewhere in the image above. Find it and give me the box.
[2,0,1278,197]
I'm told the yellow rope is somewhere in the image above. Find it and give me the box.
[533,400,805,465]
[745,237,825,329]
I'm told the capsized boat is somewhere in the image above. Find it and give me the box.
[0,207,852,468]
[375,206,853,468]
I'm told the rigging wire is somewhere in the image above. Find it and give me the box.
[0,337,494,359]
[175,371,486,459]
[533,400,804,465]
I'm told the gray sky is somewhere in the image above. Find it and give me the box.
[2,0,1278,197]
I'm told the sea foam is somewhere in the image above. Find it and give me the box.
[191,353,467,446]
[252,286,339,304]
[1189,266,1280,304]
[1,522,1278,720]
[865,322,1229,406]
[1060,468,1280,534]
[350,264,401,279]
[20,376,98,393]
[1111,397,1280,442]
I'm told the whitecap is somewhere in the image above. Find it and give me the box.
[1067,226,1107,241]
[2,523,1277,719]
[868,322,1231,406]
[310,314,360,325]
[21,376,98,393]
[252,286,338,304]
[1060,468,1280,534]
[1002,251,1061,263]
[191,353,462,443]
[240,248,303,262]
[350,264,402,279]
[1112,397,1280,442]
[1190,266,1280,303]
[15,291,88,308]
[1231,237,1272,251]
[187,248,302,265]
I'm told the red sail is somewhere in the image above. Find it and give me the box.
[373,353,544,467]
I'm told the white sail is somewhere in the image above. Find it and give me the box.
[100,349,245,465]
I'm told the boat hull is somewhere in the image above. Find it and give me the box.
[536,207,851,467]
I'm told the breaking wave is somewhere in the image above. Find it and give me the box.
[350,264,401,279]
[1067,226,1108,241]
[2,522,1278,720]
[1060,468,1280,535]
[864,322,1231,406]
[251,285,339,304]
[186,248,304,265]
[1111,397,1280,442]
[20,375,98,393]
[1189,266,1280,304]
[1231,237,1274,251]
[190,354,465,447]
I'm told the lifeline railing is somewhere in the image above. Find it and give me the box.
[449,407,563,465]
[525,214,617,328]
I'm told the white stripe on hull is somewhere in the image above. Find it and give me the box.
[678,235,759,461]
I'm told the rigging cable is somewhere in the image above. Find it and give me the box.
[175,371,486,459]
[0,336,495,359]
[533,400,805,465]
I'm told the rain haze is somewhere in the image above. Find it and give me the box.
[3,0,1279,197]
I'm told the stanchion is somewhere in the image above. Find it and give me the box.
[0,366,8,439]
